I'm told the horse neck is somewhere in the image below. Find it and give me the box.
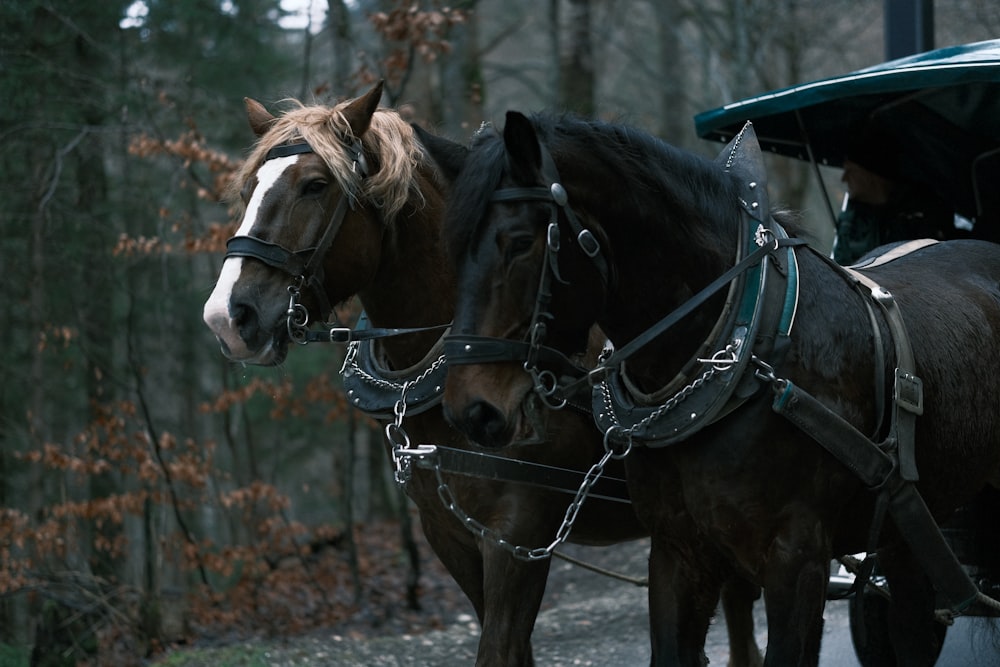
[356,174,455,370]
[593,195,738,395]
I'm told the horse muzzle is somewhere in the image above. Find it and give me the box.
[203,298,288,366]
[442,365,545,449]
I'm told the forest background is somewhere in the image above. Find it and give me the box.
[1,1,998,664]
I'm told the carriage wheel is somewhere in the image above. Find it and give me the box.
[848,578,946,666]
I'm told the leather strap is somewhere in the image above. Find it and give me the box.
[225,236,312,277]
[307,322,449,344]
[412,445,631,504]
[842,267,923,481]
[444,334,586,379]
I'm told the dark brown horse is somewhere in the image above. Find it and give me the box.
[417,110,1000,665]
[201,84,766,666]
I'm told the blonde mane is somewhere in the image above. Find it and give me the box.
[229,95,424,221]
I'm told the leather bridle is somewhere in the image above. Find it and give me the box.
[443,142,611,407]
[224,139,368,343]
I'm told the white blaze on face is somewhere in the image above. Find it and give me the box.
[202,155,300,358]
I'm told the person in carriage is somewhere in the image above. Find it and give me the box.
[833,122,971,265]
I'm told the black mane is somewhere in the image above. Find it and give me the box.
[442,112,747,270]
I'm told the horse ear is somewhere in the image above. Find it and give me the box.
[341,80,385,138]
[412,123,468,183]
[245,98,276,137]
[502,111,542,184]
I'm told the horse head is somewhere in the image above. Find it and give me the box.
[203,81,430,365]
[418,112,611,448]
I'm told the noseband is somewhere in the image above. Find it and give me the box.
[443,143,610,407]
[224,139,368,343]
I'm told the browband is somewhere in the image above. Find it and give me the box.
[266,142,314,160]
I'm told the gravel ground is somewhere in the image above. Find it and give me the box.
[156,537,1000,666]
[302,539,655,666]
[157,538,722,666]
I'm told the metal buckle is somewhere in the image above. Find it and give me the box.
[547,221,561,252]
[327,327,352,343]
[894,368,924,415]
[753,224,777,250]
[577,229,601,258]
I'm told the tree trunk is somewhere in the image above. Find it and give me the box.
[559,0,594,115]
[653,1,686,142]
[440,0,483,135]
[328,0,354,95]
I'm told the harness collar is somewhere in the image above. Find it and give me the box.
[342,312,450,418]
[592,122,803,447]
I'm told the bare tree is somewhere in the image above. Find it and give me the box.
[328,0,355,93]
[560,0,595,114]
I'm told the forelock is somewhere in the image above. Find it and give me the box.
[227,98,424,221]
[443,127,507,267]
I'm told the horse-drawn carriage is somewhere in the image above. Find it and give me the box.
[694,39,1000,663]
[202,40,1000,666]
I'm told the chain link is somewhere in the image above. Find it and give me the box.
[379,346,608,560]
[342,341,447,393]
[286,283,311,344]
[600,366,717,442]
[388,379,416,484]
[426,445,617,561]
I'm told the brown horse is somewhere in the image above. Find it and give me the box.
[201,83,766,666]
[417,111,1000,665]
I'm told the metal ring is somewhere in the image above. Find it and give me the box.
[603,426,633,459]
[384,422,410,448]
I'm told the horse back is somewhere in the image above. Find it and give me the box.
[844,239,1000,498]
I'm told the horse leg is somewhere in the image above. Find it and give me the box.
[475,540,550,667]
[761,541,828,666]
[720,577,763,667]
[419,515,487,624]
[878,544,946,666]
[647,531,722,667]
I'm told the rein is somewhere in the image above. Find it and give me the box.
[566,231,806,398]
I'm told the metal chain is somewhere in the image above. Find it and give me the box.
[286,283,311,344]
[386,379,623,560]
[383,351,447,484]
[428,444,620,561]
[341,340,447,393]
[600,366,718,441]
[387,379,419,485]
[378,345,616,561]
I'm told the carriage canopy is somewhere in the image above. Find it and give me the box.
[694,39,1000,223]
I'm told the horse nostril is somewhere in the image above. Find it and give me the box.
[230,299,263,346]
[460,400,510,449]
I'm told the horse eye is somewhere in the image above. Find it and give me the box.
[302,179,328,197]
[504,234,536,262]
[239,181,253,203]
